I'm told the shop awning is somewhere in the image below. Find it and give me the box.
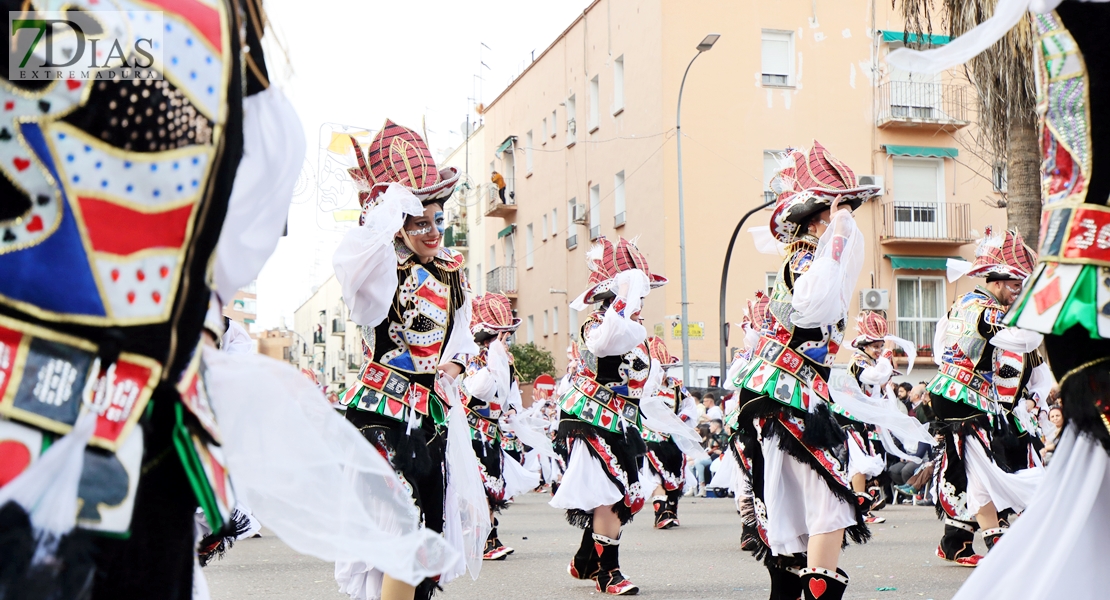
[885,254,959,271]
[495,136,516,154]
[879,30,951,46]
[884,145,959,159]
[497,224,515,239]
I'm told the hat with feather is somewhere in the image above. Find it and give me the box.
[768,141,879,243]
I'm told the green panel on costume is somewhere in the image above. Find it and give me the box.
[740,358,806,412]
[884,145,959,158]
[885,254,961,271]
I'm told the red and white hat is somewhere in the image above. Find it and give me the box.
[347,119,460,208]
[852,310,889,348]
[578,236,667,305]
[768,141,879,243]
[742,291,772,331]
[470,292,521,339]
[963,228,1037,281]
[647,336,680,366]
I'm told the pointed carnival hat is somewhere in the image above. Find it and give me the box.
[576,236,667,305]
[742,290,772,331]
[959,227,1037,281]
[852,310,889,348]
[768,140,880,243]
[470,292,521,340]
[347,119,460,209]
[647,335,680,366]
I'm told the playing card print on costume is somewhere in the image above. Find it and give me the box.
[0,419,42,487]
[76,427,143,533]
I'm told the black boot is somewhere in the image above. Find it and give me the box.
[593,532,638,595]
[666,489,682,527]
[935,518,982,567]
[483,525,508,561]
[767,564,804,600]
[652,495,668,529]
[982,526,1007,551]
[568,526,599,580]
[799,567,848,600]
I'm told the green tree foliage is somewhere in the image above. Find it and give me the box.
[509,342,556,382]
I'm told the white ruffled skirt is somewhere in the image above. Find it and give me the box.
[549,440,623,512]
[954,428,1108,600]
[846,433,885,480]
[963,433,1043,515]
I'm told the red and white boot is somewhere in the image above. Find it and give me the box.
[593,533,639,595]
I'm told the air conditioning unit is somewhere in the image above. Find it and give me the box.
[614,211,626,227]
[858,175,885,196]
[573,203,588,224]
[859,289,890,311]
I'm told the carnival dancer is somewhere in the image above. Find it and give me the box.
[889,8,1108,596]
[332,120,483,600]
[460,292,536,561]
[638,337,700,529]
[551,236,666,596]
[729,142,878,600]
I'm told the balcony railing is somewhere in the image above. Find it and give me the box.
[485,186,517,219]
[877,81,969,129]
[331,319,345,335]
[313,331,325,345]
[486,266,518,297]
[444,224,468,248]
[880,201,974,244]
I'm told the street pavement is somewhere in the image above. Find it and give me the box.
[205,493,978,600]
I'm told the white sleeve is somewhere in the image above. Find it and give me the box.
[990,328,1045,353]
[584,303,647,357]
[439,302,480,367]
[215,87,306,304]
[792,209,865,328]
[933,315,949,366]
[332,184,425,327]
[221,321,254,354]
[725,357,748,390]
[463,367,497,404]
[1027,361,1056,409]
[860,356,894,387]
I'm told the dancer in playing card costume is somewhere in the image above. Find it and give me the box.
[0,5,457,600]
[638,336,699,530]
[332,120,484,600]
[460,292,536,561]
[728,142,878,600]
[551,236,666,596]
[916,230,1046,567]
[890,4,1110,597]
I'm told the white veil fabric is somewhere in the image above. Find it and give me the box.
[639,360,710,462]
[793,209,866,329]
[827,369,936,462]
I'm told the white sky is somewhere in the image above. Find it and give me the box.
[252,0,593,330]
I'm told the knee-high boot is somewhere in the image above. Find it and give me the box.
[936,517,982,567]
[593,532,638,595]
[568,526,599,580]
[799,567,849,600]
[766,564,803,600]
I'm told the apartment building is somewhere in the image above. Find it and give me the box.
[292,275,359,393]
[224,279,258,329]
[441,123,489,295]
[474,0,1006,385]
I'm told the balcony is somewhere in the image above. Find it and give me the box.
[313,331,325,345]
[331,319,345,335]
[485,186,517,219]
[880,201,974,244]
[877,81,969,130]
[486,266,518,298]
[444,224,468,248]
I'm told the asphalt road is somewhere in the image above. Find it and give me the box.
[205,493,977,600]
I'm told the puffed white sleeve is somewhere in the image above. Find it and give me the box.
[792,209,865,328]
[332,184,424,327]
[859,354,895,387]
[584,270,649,357]
[1027,361,1056,409]
[463,340,511,404]
[463,366,497,404]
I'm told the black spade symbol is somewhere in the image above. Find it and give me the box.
[0,128,10,141]
[77,449,129,523]
[37,100,50,113]
[36,194,49,206]
[2,230,14,242]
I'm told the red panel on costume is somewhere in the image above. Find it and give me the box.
[415,284,449,310]
[0,326,24,400]
[77,198,195,255]
[92,360,154,444]
[143,0,223,52]
[409,342,442,358]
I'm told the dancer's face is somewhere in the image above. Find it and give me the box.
[400,202,445,263]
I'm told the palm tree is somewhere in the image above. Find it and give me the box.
[895,1,1041,243]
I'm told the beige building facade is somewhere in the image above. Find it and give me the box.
[292,275,359,393]
[471,0,1006,386]
[441,124,489,297]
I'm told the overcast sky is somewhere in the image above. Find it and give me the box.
[251,0,593,330]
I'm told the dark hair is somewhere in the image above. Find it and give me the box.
[704,393,716,404]
[690,391,703,400]
[899,382,913,393]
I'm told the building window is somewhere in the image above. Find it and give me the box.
[551,208,559,236]
[589,184,601,240]
[566,95,577,145]
[765,272,777,295]
[543,309,549,336]
[614,171,626,227]
[527,315,535,343]
[613,55,624,114]
[896,276,945,351]
[763,150,783,204]
[588,75,600,133]
[542,117,548,144]
[542,213,549,240]
[761,30,794,87]
[550,109,557,138]
[892,158,945,239]
[553,306,559,334]
[525,130,534,173]
[993,162,1008,193]
[569,307,579,341]
[525,223,534,269]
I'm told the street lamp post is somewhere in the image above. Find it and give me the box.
[718,198,776,384]
[677,33,720,387]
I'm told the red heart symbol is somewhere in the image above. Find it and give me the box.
[386,398,403,415]
[152,291,161,304]
[12,158,30,171]
[159,265,169,278]
[599,411,613,428]
[136,269,145,282]
[25,215,42,232]
[66,79,81,91]
[0,440,32,486]
[808,578,827,598]
[3,101,13,111]
[126,291,136,304]
[110,269,120,282]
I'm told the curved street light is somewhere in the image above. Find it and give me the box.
[718,198,776,384]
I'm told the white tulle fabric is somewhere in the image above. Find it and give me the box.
[953,428,1110,600]
[847,433,886,479]
[749,225,787,256]
[462,340,510,407]
[933,315,950,366]
[502,412,560,460]
[828,370,935,462]
[962,433,1044,515]
[201,348,456,587]
[884,335,918,375]
[214,86,306,304]
[858,357,894,387]
[501,451,540,500]
[1027,362,1057,407]
[639,360,710,462]
[333,184,425,327]
[438,376,492,583]
[549,440,624,512]
[793,209,865,329]
[584,303,648,358]
[991,328,1045,354]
